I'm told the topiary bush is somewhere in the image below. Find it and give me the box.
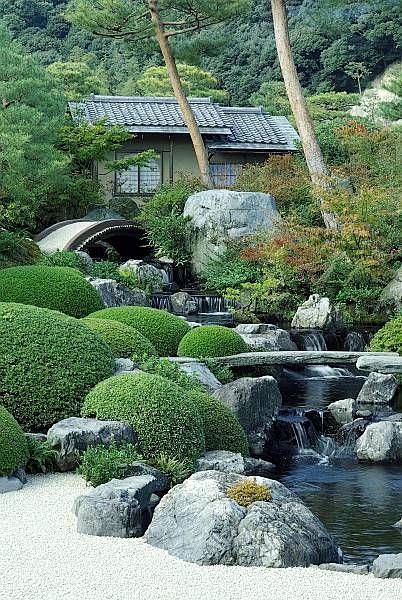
[0,265,104,318]
[227,480,272,507]
[37,250,88,272]
[0,406,29,476]
[0,303,115,431]
[81,317,157,358]
[188,390,249,455]
[370,316,402,355]
[88,306,190,356]
[78,441,143,487]
[81,372,205,463]
[178,325,249,358]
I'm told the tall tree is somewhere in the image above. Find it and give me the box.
[65,0,249,186]
[270,0,339,229]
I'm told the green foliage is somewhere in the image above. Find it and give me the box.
[148,453,192,487]
[178,325,249,358]
[78,441,143,487]
[88,306,191,356]
[0,231,40,268]
[81,372,205,463]
[249,81,290,115]
[26,438,57,474]
[370,317,402,355]
[227,480,272,507]
[136,355,202,390]
[0,302,115,431]
[37,250,88,272]
[0,406,28,476]
[188,389,249,455]
[47,59,106,101]
[201,245,262,295]
[0,265,104,318]
[137,178,204,264]
[379,65,402,121]
[200,358,234,385]
[138,63,229,103]
[81,317,158,358]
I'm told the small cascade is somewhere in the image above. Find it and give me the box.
[191,295,233,313]
[291,330,328,351]
[343,331,372,352]
[151,294,171,311]
[302,365,354,378]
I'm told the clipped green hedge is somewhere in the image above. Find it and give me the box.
[81,317,157,358]
[0,406,29,476]
[82,372,205,463]
[178,325,249,358]
[370,316,402,355]
[188,390,249,455]
[88,306,190,356]
[0,303,115,431]
[0,265,104,318]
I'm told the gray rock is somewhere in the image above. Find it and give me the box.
[327,399,356,426]
[74,475,158,537]
[235,324,279,334]
[119,260,164,292]
[235,324,297,351]
[14,468,27,484]
[114,358,137,374]
[170,292,198,315]
[392,518,402,529]
[318,563,369,575]
[372,553,402,578]
[356,372,398,405]
[47,417,136,471]
[337,418,370,447]
[85,277,148,308]
[74,250,93,269]
[356,355,402,373]
[196,451,275,476]
[0,476,23,494]
[25,432,47,443]
[183,190,282,274]
[169,359,222,393]
[243,457,276,476]
[122,461,170,493]
[291,294,343,330]
[214,376,282,456]
[380,266,402,312]
[356,421,402,463]
[355,409,373,418]
[145,470,341,567]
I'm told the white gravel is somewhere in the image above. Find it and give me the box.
[1,473,401,600]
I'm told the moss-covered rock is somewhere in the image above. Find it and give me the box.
[0,406,29,476]
[81,317,157,358]
[227,480,272,507]
[178,325,249,358]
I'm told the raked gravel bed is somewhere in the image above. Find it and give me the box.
[1,473,401,600]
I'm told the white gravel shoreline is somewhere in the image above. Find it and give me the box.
[1,473,401,600]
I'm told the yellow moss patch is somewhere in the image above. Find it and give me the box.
[227,480,272,507]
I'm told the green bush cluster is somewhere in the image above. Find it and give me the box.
[82,372,205,464]
[370,316,402,355]
[178,325,248,358]
[25,438,57,474]
[88,306,190,356]
[78,441,143,487]
[0,265,104,318]
[0,406,29,476]
[81,317,157,358]
[37,250,88,272]
[0,231,40,269]
[227,480,272,507]
[0,302,115,431]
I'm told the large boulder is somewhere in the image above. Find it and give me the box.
[356,372,398,405]
[356,354,402,374]
[119,260,166,292]
[327,399,356,426]
[235,324,297,351]
[170,292,198,315]
[145,470,341,567]
[213,377,282,456]
[291,294,343,330]
[196,450,275,476]
[47,417,137,471]
[380,266,402,312]
[183,190,281,274]
[73,475,159,537]
[355,421,402,463]
[169,359,222,393]
[372,554,402,579]
[86,277,148,308]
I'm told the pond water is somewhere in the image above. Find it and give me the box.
[275,366,402,563]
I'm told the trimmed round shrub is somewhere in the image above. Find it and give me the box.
[88,306,190,356]
[0,303,115,431]
[0,406,29,476]
[188,390,249,455]
[0,265,103,318]
[82,372,205,463]
[370,316,402,355]
[227,480,272,507]
[178,325,249,358]
[81,317,157,358]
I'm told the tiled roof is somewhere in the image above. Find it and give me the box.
[70,95,298,151]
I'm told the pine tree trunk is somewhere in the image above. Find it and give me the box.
[148,0,212,187]
[270,0,338,230]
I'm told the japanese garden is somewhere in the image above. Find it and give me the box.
[0,1,401,599]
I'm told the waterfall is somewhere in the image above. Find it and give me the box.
[151,294,171,311]
[343,331,371,352]
[190,295,233,314]
[302,365,354,378]
[291,421,311,450]
[291,330,328,351]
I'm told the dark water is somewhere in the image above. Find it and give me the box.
[276,365,402,563]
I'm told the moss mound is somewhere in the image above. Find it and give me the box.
[88,306,190,356]
[188,390,249,455]
[0,303,115,431]
[227,480,272,507]
[0,406,29,476]
[0,265,103,318]
[370,316,402,355]
[82,372,205,463]
[81,317,157,358]
[178,325,249,358]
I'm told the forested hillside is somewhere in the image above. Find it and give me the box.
[1,0,400,103]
